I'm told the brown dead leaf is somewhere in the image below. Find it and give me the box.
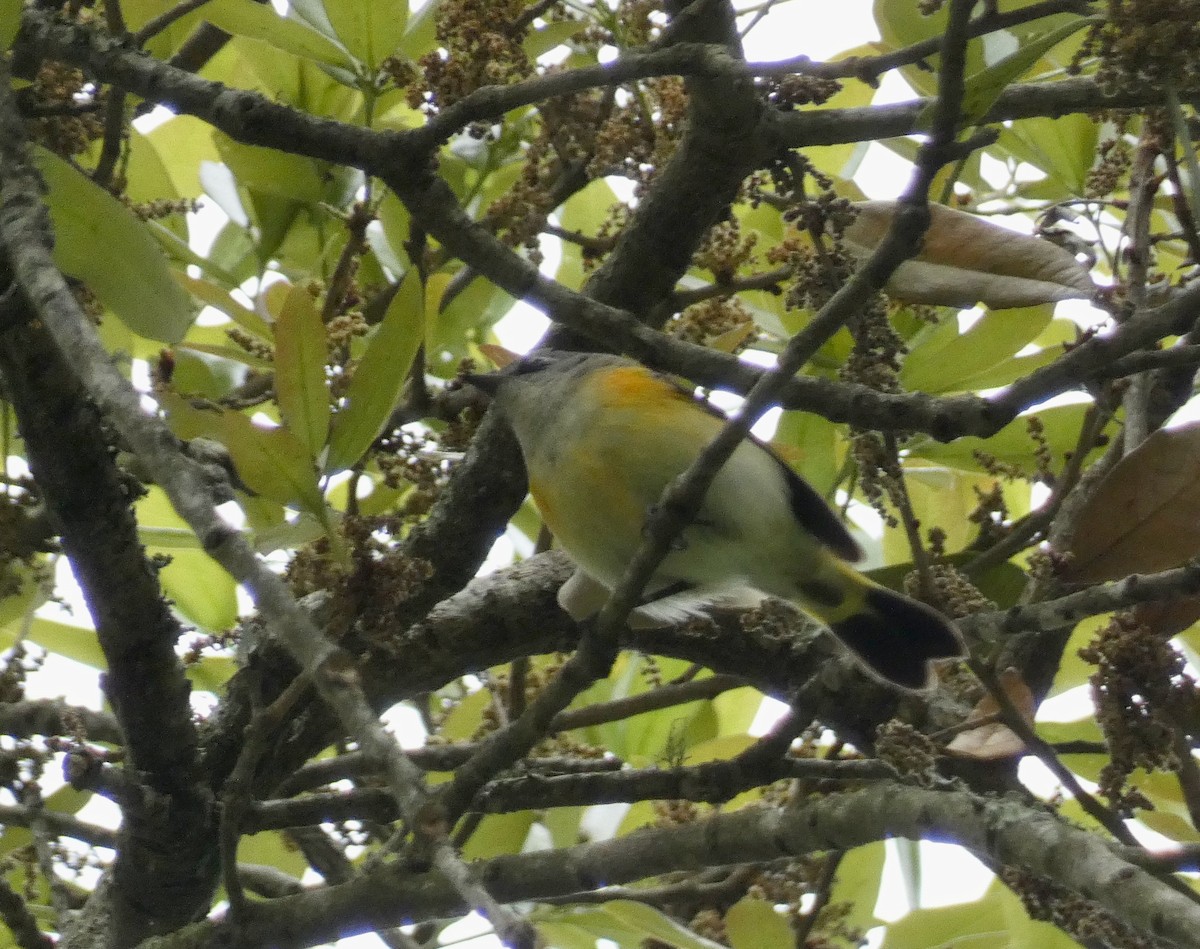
[1064,422,1200,583]
[1131,598,1200,638]
[842,201,1095,309]
[945,667,1034,761]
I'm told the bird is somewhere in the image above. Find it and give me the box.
[466,349,964,689]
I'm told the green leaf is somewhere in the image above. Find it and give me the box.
[23,618,106,670]
[1,0,22,50]
[831,842,886,935]
[902,304,1055,394]
[214,132,327,206]
[869,554,1026,610]
[998,114,1099,197]
[712,686,765,738]
[960,18,1096,122]
[399,0,441,60]
[533,921,601,949]
[773,407,842,499]
[35,148,195,343]
[145,116,221,199]
[236,831,309,880]
[883,877,1087,948]
[570,901,727,949]
[0,557,49,631]
[180,275,272,339]
[323,0,409,71]
[136,487,239,633]
[274,284,331,458]
[907,403,1095,474]
[460,812,536,860]
[187,653,238,693]
[202,0,356,70]
[805,43,882,181]
[874,0,982,96]
[439,688,489,743]
[726,898,794,949]
[524,18,586,58]
[118,128,186,239]
[326,270,423,471]
[163,395,326,513]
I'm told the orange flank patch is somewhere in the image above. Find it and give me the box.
[592,365,691,411]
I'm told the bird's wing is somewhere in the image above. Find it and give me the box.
[652,369,863,563]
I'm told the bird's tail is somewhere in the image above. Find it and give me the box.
[803,564,964,690]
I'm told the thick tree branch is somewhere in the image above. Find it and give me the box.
[0,699,123,745]
[145,783,1200,949]
[0,212,214,942]
[244,755,892,832]
[0,53,533,949]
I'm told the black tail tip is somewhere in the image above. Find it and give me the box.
[827,587,964,690]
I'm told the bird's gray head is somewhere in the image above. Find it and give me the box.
[463,350,630,449]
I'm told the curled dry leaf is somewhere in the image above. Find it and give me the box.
[842,201,1096,309]
[945,667,1035,761]
[1064,422,1200,585]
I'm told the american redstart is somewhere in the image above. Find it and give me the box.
[467,350,963,689]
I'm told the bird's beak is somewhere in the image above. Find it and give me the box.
[462,371,502,396]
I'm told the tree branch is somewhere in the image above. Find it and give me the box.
[145,783,1200,949]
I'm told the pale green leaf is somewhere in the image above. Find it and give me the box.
[831,842,886,935]
[902,304,1055,394]
[999,114,1099,197]
[773,405,842,500]
[23,618,106,670]
[595,901,727,949]
[0,558,49,632]
[533,921,604,949]
[274,284,331,457]
[326,270,423,470]
[186,653,238,693]
[35,148,195,343]
[145,116,221,199]
[1,0,21,49]
[524,18,585,59]
[960,19,1096,122]
[202,0,356,70]
[907,403,1095,474]
[236,831,309,879]
[323,0,409,71]
[163,394,325,513]
[180,275,272,339]
[460,812,537,861]
[214,132,327,205]
[884,877,1083,948]
[726,898,794,949]
[399,0,441,59]
[712,687,765,738]
[135,487,239,632]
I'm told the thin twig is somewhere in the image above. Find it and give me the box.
[792,850,844,946]
[550,674,746,732]
[220,673,311,919]
[0,877,53,949]
[132,0,214,47]
[969,660,1136,845]
[90,90,126,188]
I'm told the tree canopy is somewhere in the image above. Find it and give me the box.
[2,0,1200,947]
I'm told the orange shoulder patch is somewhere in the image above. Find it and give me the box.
[593,365,690,410]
